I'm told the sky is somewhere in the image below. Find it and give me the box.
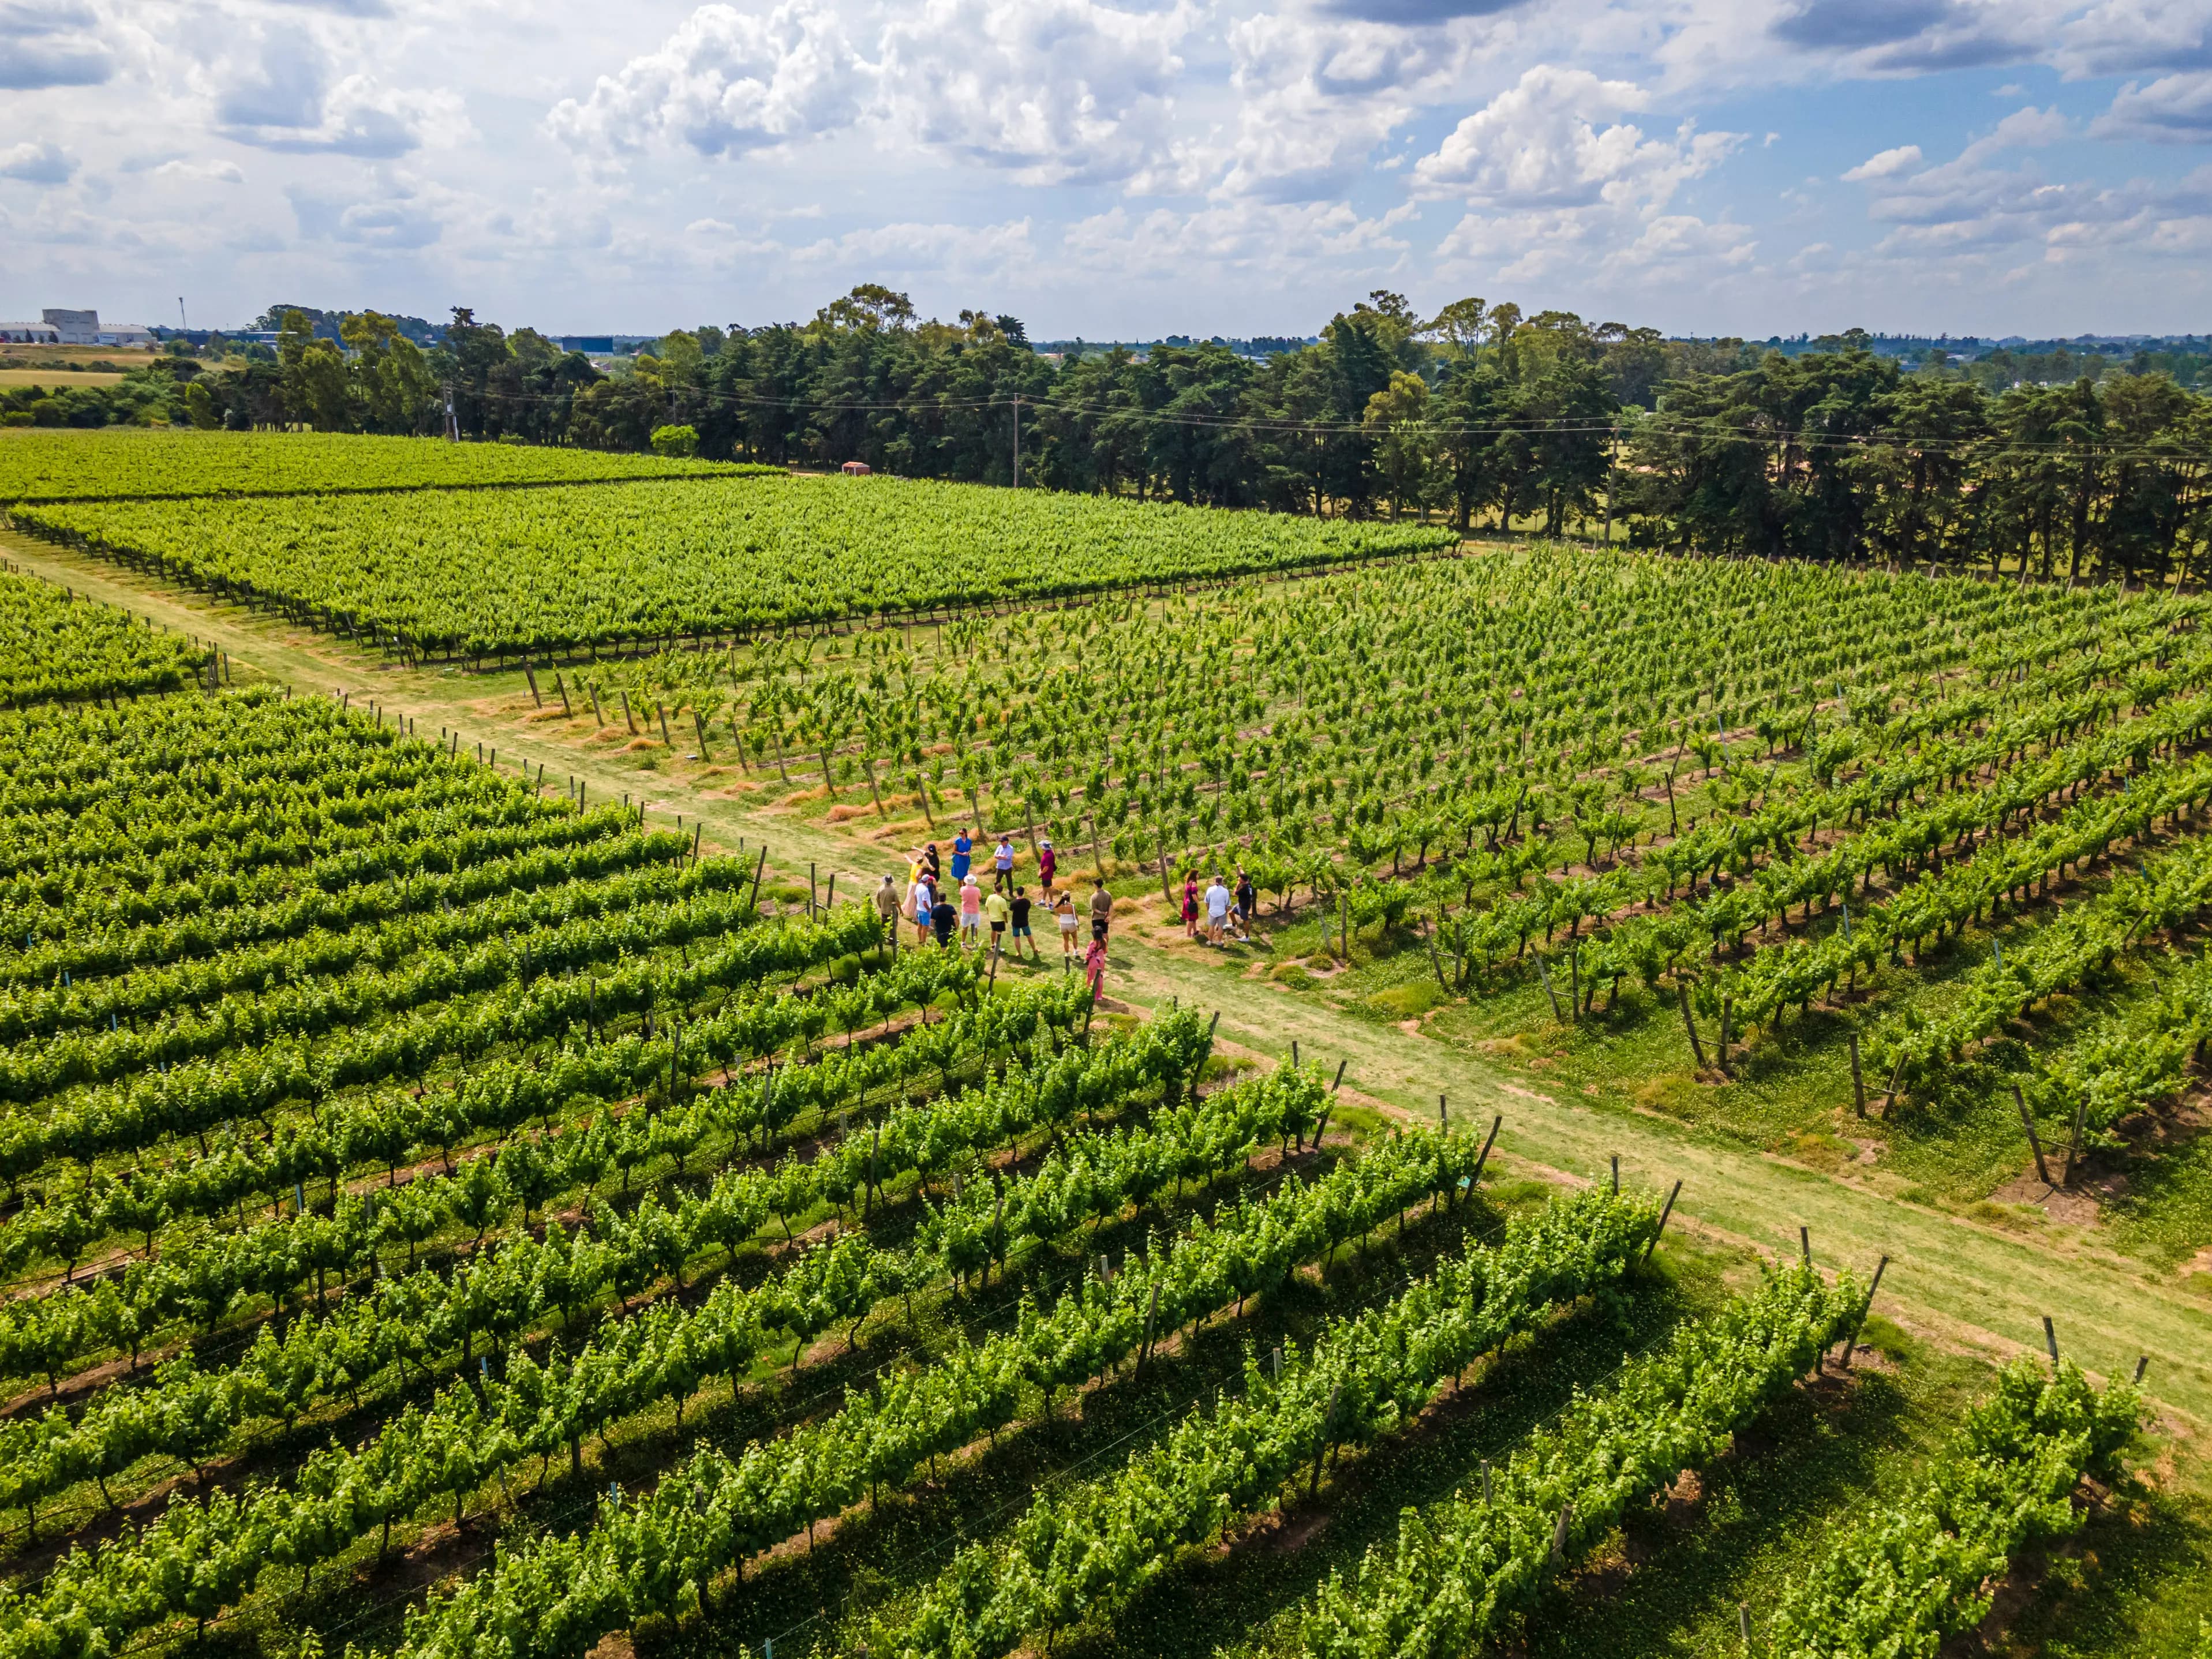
[6,0,2212,341]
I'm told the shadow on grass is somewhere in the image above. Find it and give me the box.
[1046,1245,1741,1659]
[635,1195,1532,1659]
[2001,1466,2212,1656]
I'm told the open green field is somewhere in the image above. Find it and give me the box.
[0,429,2206,1659]
[0,370,129,388]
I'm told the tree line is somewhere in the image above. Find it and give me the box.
[8,292,2212,585]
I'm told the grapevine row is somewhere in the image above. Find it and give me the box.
[2,822,690,992]
[0,904,890,1187]
[1876,828,2212,1085]
[1765,1359,2139,1658]
[398,1105,1469,1659]
[0,429,756,505]
[1296,1264,1860,1659]
[888,1183,1664,1659]
[0,1016,1239,1657]
[0,973,1094,1470]
[0,852,753,1044]
[0,571,207,709]
[0,883,776,1108]
[0,940,1013,1388]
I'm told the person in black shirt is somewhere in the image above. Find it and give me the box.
[1009,886,1037,960]
[931,893,957,947]
[1234,868,1257,941]
[922,842,942,886]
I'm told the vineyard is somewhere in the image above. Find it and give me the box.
[637,547,2212,1196]
[0,427,2202,1659]
[0,567,209,707]
[0,429,766,504]
[8,474,1458,657]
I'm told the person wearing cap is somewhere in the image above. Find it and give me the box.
[959,873,984,949]
[1054,885,1080,964]
[909,870,935,946]
[1204,872,1232,945]
[873,872,901,932]
[1038,837,1057,894]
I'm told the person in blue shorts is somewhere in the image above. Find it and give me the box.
[1008,886,1038,960]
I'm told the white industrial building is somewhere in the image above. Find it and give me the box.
[9,309,157,348]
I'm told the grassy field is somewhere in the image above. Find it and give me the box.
[0,369,130,387]
[4,518,2209,1657]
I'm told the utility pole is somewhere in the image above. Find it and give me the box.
[1601,424,1617,545]
[444,383,459,443]
[1011,394,1021,488]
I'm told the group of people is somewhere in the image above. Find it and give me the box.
[1179,868,1259,946]
[869,829,1265,999]
[873,828,1117,995]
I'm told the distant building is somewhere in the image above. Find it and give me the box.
[841,460,872,475]
[39,309,155,348]
[43,308,99,343]
[555,336,615,354]
[0,320,63,345]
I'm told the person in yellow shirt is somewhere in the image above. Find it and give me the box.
[983,886,1011,963]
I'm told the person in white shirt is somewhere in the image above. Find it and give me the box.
[1204,875,1233,945]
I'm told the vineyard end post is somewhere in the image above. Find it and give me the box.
[2013,1085,2054,1186]
[1470,1114,1502,1194]
[1835,1255,1889,1369]
[1643,1178,1682,1263]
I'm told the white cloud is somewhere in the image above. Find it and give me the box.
[1414,66,1740,209]
[1061,198,1414,280]
[1435,201,1753,280]
[153,157,246,183]
[1764,0,2052,74]
[1829,113,2212,275]
[546,2,866,158]
[791,216,1036,272]
[0,138,76,182]
[875,0,1193,186]
[212,25,473,157]
[1409,65,1749,284]
[1843,143,1923,179]
[1959,104,2069,163]
[0,0,116,91]
[1213,12,1470,201]
[2093,70,2212,139]
[2054,0,2212,77]
[289,179,444,248]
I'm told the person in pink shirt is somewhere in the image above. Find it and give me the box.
[959,875,984,950]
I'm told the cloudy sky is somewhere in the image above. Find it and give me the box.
[5,0,2212,340]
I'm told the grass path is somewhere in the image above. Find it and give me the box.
[11,522,2211,1429]
[1104,935,2212,1425]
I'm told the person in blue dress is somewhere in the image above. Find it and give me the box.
[952,829,974,885]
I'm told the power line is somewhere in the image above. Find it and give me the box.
[443,383,2212,466]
